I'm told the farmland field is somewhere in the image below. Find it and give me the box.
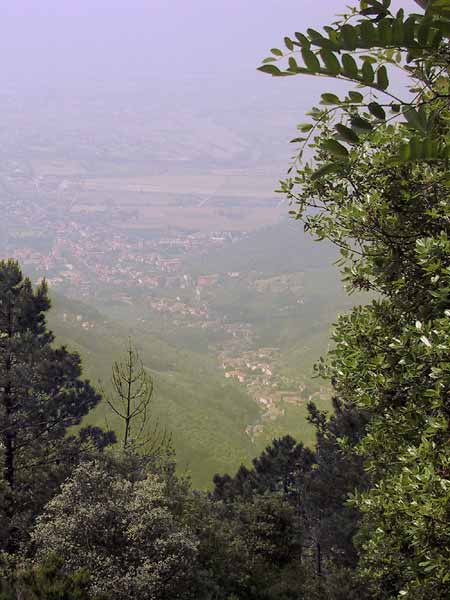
[69,169,284,232]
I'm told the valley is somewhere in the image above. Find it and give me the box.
[0,85,355,488]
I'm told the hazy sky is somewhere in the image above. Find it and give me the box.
[2,0,419,92]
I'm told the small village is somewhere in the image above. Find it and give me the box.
[2,165,315,441]
[219,347,308,434]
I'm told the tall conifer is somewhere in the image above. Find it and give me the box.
[0,260,105,549]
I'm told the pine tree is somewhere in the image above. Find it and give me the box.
[212,435,314,502]
[0,260,108,550]
[104,338,168,453]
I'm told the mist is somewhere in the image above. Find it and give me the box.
[2,0,418,93]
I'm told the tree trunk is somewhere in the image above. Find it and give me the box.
[4,385,15,489]
[2,301,15,490]
[316,541,322,576]
[124,345,133,449]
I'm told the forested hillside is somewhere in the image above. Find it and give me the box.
[47,292,259,488]
[45,221,357,485]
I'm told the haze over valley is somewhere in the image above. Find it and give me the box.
[2,1,448,596]
[0,0,371,485]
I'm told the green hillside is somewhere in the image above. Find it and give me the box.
[45,222,360,487]
[47,293,259,488]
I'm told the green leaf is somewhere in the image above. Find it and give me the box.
[360,0,388,17]
[403,16,417,45]
[362,60,375,84]
[341,24,358,50]
[284,37,294,51]
[360,21,376,46]
[398,137,423,162]
[399,142,411,161]
[430,28,443,48]
[422,138,437,159]
[297,123,314,132]
[311,36,337,50]
[417,20,431,45]
[359,55,377,64]
[295,32,310,47]
[320,93,341,105]
[351,115,373,132]
[360,7,381,17]
[262,57,277,64]
[301,48,321,72]
[311,162,342,180]
[342,54,359,78]
[322,139,350,158]
[378,18,393,45]
[270,48,284,57]
[257,64,283,76]
[368,102,386,120]
[418,105,428,132]
[391,18,404,45]
[427,0,450,17]
[327,29,340,48]
[288,57,299,72]
[376,65,389,90]
[434,19,450,37]
[406,48,424,63]
[403,107,426,132]
[307,28,323,42]
[410,137,422,159]
[335,124,360,144]
[320,49,341,75]
[348,91,364,103]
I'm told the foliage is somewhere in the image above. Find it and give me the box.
[1,1,449,598]
[0,260,114,551]
[32,460,198,600]
[213,435,315,501]
[301,399,369,573]
[0,554,102,600]
[211,408,370,597]
[260,0,450,597]
[190,491,305,600]
[259,0,450,169]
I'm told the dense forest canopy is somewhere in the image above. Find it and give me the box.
[1,0,449,598]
